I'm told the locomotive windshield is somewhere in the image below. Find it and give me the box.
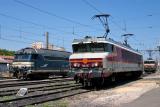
[144,61,156,64]
[72,43,113,53]
[14,54,37,61]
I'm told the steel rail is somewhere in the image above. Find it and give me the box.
[0,79,19,83]
[0,80,75,92]
[0,85,88,107]
[0,78,73,88]
[0,81,76,97]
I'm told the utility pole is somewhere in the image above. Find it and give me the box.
[62,37,64,48]
[123,20,127,32]
[72,26,75,35]
[158,46,160,53]
[147,50,154,59]
[92,14,110,38]
[19,26,22,38]
[142,48,160,60]
[46,32,49,49]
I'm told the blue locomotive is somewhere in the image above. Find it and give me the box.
[10,47,71,79]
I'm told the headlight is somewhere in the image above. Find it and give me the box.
[92,62,99,67]
[73,63,77,67]
[73,63,80,67]
[94,62,98,67]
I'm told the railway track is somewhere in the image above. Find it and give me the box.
[0,71,159,107]
[0,77,90,107]
[0,77,62,83]
[0,77,73,88]
[0,78,17,82]
[0,81,76,96]
[0,84,89,107]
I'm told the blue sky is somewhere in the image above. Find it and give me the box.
[0,0,160,58]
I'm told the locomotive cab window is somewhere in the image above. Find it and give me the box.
[72,43,114,53]
[31,54,38,60]
[90,43,105,52]
[105,44,114,53]
[144,61,156,64]
[14,54,38,61]
[72,44,88,53]
[14,54,32,61]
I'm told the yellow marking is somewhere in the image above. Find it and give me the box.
[83,59,88,64]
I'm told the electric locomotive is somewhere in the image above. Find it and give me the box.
[69,36,143,86]
[10,47,71,79]
[144,59,157,73]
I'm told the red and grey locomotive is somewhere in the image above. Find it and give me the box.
[69,36,143,86]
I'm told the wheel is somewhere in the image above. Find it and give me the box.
[101,77,105,86]
[74,75,78,83]
[111,75,116,82]
[17,72,23,79]
[62,74,67,78]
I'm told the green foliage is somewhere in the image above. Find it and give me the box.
[0,49,15,56]
[0,96,16,101]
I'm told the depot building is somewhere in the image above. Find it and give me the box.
[0,56,14,72]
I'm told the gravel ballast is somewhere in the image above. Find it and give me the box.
[68,80,159,107]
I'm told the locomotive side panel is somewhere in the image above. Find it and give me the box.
[106,46,143,73]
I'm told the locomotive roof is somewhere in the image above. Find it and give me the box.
[144,59,156,62]
[72,37,142,55]
[16,47,71,58]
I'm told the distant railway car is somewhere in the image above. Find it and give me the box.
[144,59,157,73]
[69,36,143,86]
[10,47,71,79]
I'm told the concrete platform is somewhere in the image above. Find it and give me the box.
[121,87,160,107]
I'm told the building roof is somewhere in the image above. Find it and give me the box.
[0,57,7,64]
[0,56,14,63]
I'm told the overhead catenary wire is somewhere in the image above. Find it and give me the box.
[0,12,80,37]
[0,32,44,44]
[14,0,92,28]
[0,12,80,48]
[1,25,56,44]
[81,0,102,13]
[81,0,144,51]
[3,25,43,37]
[0,25,70,49]
[81,0,126,32]
[0,35,67,49]
[5,34,43,43]
[1,24,69,41]
[110,17,126,32]
[0,36,31,44]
